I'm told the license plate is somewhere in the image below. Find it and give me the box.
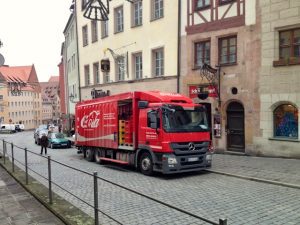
[188,157,198,162]
[61,144,67,146]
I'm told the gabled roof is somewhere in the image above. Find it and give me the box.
[48,76,59,83]
[0,65,33,82]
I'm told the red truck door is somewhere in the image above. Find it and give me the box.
[138,109,162,152]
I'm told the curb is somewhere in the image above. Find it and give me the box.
[206,169,300,190]
[0,157,94,225]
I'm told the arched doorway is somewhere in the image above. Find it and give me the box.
[226,102,245,152]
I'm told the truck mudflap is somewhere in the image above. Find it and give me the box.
[153,153,212,174]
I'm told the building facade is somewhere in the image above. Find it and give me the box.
[253,0,300,158]
[181,0,260,154]
[40,76,61,125]
[0,65,42,129]
[74,0,180,100]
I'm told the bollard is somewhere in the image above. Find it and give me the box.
[25,148,28,185]
[48,156,53,204]
[3,142,6,165]
[93,172,99,225]
[11,143,14,172]
[219,218,227,225]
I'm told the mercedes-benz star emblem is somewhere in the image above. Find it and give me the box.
[188,142,196,151]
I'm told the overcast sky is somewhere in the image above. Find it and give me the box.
[0,0,72,82]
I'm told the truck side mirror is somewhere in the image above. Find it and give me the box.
[138,101,148,109]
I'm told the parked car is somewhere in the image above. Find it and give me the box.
[47,132,71,149]
[34,127,48,145]
[0,124,16,133]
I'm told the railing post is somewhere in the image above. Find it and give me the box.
[93,172,99,225]
[25,148,28,185]
[11,143,14,172]
[219,218,227,225]
[3,141,6,164]
[48,156,53,204]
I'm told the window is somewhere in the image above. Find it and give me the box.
[279,28,300,59]
[93,62,100,84]
[116,57,125,81]
[91,20,98,43]
[134,53,143,79]
[82,25,88,46]
[274,104,298,138]
[219,0,235,4]
[219,36,237,65]
[101,20,109,38]
[84,65,90,86]
[153,48,164,76]
[195,41,210,68]
[104,72,110,83]
[132,1,142,27]
[195,0,210,9]
[152,0,164,20]
[0,95,3,100]
[114,6,124,33]
[72,53,76,70]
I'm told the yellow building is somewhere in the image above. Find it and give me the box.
[0,65,42,129]
[74,0,180,100]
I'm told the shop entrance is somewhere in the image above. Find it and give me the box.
[226,102,245,152]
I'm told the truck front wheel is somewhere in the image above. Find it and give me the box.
[139,152,153,176]
[86,149,94,162]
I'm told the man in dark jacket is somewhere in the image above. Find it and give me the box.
[40,133,48,155]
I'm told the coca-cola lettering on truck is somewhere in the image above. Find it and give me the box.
[75,91,213,175]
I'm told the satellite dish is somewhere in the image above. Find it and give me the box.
[0,54,5,66]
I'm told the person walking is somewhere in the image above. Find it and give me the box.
[40,133,48,155]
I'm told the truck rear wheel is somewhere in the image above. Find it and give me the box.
[139,152,153,176]
[86,149,94,162]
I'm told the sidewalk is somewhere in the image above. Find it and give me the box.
[0,166,64,225]
[209,153,300,188]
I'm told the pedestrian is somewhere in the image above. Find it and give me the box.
[40,133,48,155]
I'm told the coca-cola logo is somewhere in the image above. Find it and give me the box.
[80,111,100,129]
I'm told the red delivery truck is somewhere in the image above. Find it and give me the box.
[75,91,213,175]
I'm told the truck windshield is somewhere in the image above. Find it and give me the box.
[162,105,209,132]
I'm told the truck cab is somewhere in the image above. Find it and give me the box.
[137,101,212,175]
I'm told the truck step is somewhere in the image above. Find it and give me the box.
[99,157,129,165]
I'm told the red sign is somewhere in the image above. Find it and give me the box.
[189,85,218,99]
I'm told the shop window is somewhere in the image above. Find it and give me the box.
[274,104,298,138]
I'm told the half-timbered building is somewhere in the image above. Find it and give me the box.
[181,0,260,154]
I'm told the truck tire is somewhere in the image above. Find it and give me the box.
[139,152,153,176]
[95,149,104,164]
[86,149,94,162]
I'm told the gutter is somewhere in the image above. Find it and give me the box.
[176,0,181,93]
[74,0,82,102]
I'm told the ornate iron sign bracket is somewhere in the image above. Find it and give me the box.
[199,63,221,106]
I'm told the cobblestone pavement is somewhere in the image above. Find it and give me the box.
[1,132,300,225]
[210,154,300,186]
[0,165,64,225]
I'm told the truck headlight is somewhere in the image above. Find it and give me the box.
[206,154,212,161]
[168,157,177,165]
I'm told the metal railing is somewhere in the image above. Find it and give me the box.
[0,139,228,225]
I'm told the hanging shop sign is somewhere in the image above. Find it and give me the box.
[189,85,218,99]
[101,59,110,72]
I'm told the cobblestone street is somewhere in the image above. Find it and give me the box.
[1,132,300,225]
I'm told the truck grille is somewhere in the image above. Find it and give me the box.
[170,142,209,156]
